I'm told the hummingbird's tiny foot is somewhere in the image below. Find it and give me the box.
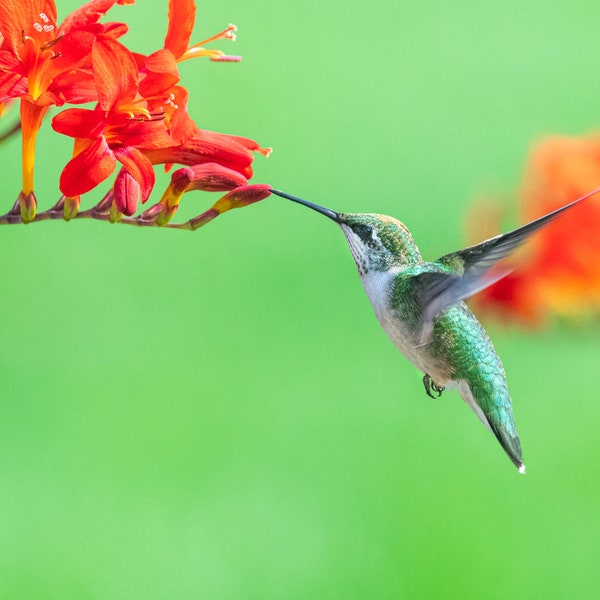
[423,373,445,398]
[433,382,445,397]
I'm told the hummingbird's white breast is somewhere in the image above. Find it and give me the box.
[359,269,454,385]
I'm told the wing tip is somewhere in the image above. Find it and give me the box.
[517,462,526,475]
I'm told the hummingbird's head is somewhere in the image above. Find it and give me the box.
[271,189,422,274]
[337,213,422,274]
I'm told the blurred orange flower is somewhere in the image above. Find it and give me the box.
[468,134,600,325]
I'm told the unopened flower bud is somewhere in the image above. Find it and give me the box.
[157,171,191,210]
[160,164,248,211]
[169,168,194,196]
[212,184,272,213]
[114,169,140,216]
[63,196,80,221]
[185,163,248,192]
[18,191,37,223]
[187,184,271,230]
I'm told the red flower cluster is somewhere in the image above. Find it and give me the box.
[0,0,270,223]
[467,134,600,326]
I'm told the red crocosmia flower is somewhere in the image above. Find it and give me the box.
[168,163,249,196]
[53,0,269,217]
[0,0,133,219]
[469,134,600,325]
[134,0,240,145]
[143,129,271,180]
[52,35,156,214]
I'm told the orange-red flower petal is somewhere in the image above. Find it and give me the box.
[59,136,116,196]
[91,35,139,110]
[164,0,196,59]
[52,105,106,138]
[58,0,134,35]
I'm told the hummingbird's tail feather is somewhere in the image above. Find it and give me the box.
[457,380,525,473]
[488,420,525,473]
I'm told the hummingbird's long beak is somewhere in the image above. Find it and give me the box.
[271,189,340,223]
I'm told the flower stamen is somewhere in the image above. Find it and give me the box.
[33,12,55,34]
[164,93,179,111]
[41,34,64,51]
[195,23,237,46]
[114,102,152,121]
[177,24,240,63]
[148,111,166,121]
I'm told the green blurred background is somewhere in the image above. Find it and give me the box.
[2,0,600,598]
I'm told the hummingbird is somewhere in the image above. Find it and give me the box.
[270,187,600,473]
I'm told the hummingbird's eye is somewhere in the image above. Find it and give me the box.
[354,224,373,241]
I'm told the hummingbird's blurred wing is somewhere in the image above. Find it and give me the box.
[413,187,600,342]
